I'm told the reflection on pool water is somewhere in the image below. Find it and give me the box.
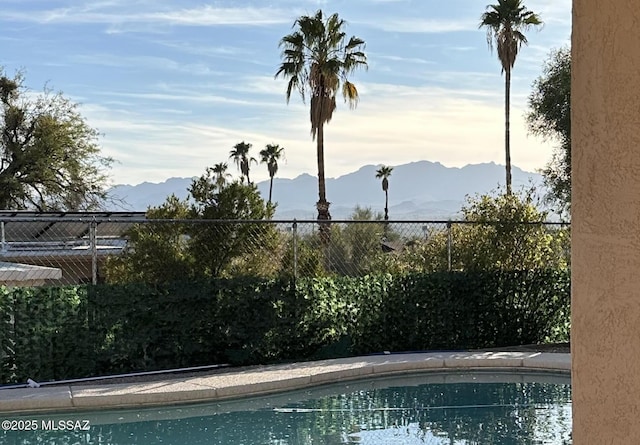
[1,371,571,445]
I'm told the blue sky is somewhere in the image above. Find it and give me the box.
[0,0,571,186]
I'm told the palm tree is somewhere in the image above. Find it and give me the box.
[259,143,285,204]
[229,141,256,184]
[211,162,231,189]
[480,0,542,195]
[375,165,393,221]
[276,9,367,224]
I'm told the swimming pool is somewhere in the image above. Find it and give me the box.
[1,371,571,444]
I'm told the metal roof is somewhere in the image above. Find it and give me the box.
[0,211,146,242]
[0,261,62,281]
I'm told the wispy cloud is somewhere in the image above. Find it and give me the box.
[145,6,293,26]
[70,53,221,76]
[534,0,572,26]
[0,0,569,186]
[3,5,294,27]
[370,53,435,65]
[355,17,479,33]
[94,89,290,110]
[153,40,257,59]
[81,79,554,185]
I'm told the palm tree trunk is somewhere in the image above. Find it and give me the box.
[316,123,330,220]
[505,67,512,195]
[316,122,331,245]
[268,176,274,204]
[384,190,389,221]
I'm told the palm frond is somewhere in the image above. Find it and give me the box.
[260,144,285,179]
[376,166,393,192]
[342,81,359,109]
[276,8,367,117]
[375,165,394,179]
[345,36,366,50]
[480,0,542,72]
[310,95,336,139]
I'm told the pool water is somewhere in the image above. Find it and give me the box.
[1,372,572,445]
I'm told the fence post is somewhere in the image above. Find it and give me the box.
[447,220,452,272]
[292,219,298,280]
[0,221,5,253]
[90,219,98,285]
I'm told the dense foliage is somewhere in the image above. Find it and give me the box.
[0,71,112,210]
[0,270,570,384]
[374,189,569,274]
[527,46,571,216]
[104,168,278,284]
[106,191,570,283]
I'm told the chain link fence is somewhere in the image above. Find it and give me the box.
[0,215,139,286]
[0,216,571,286]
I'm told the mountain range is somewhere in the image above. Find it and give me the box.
[107,161,544,220]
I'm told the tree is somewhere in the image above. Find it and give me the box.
[454,189,568,271]
[103,195,194,284]
[211,162,231,189]
[393,188,569,273]
[259,143,285,204]
[375,165,393,221]
[295,206,385,276]
[526,46,571,216]
[480,0,542,195]
[339,206,385,275]
[229,141,256,185]
[105,168,278,284]
[0,72,112,210]
[189,176,277,278]
[276,9,367,227]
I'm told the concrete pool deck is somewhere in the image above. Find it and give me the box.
[0,351,570,414]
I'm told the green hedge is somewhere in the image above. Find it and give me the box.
[0,270,570,384]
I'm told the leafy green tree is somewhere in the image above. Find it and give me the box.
[105,168,277,284]
[279,232,325,279]
[0,72,112,210]
[453,189,568,270]
[338,206,386,275]
[189,170,277,278]
[276,9,367,226]
[281,206,387,277]
[375,165,393,221]
[259,143,285,204]
[320,206,385,276]
[104,195,193,284]
[480,0,542,195]
[390,189,569,273]
[229,141,256,185]
[527,46,571,216]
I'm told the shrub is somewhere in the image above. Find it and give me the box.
[0,269,570,383]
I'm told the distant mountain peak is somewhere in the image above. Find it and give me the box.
[107,160,543,219]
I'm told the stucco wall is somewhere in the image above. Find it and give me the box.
[572,0,640,442]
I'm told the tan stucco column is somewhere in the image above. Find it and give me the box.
[572,0,640,442]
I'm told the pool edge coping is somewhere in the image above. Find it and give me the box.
[0,351,570,414]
